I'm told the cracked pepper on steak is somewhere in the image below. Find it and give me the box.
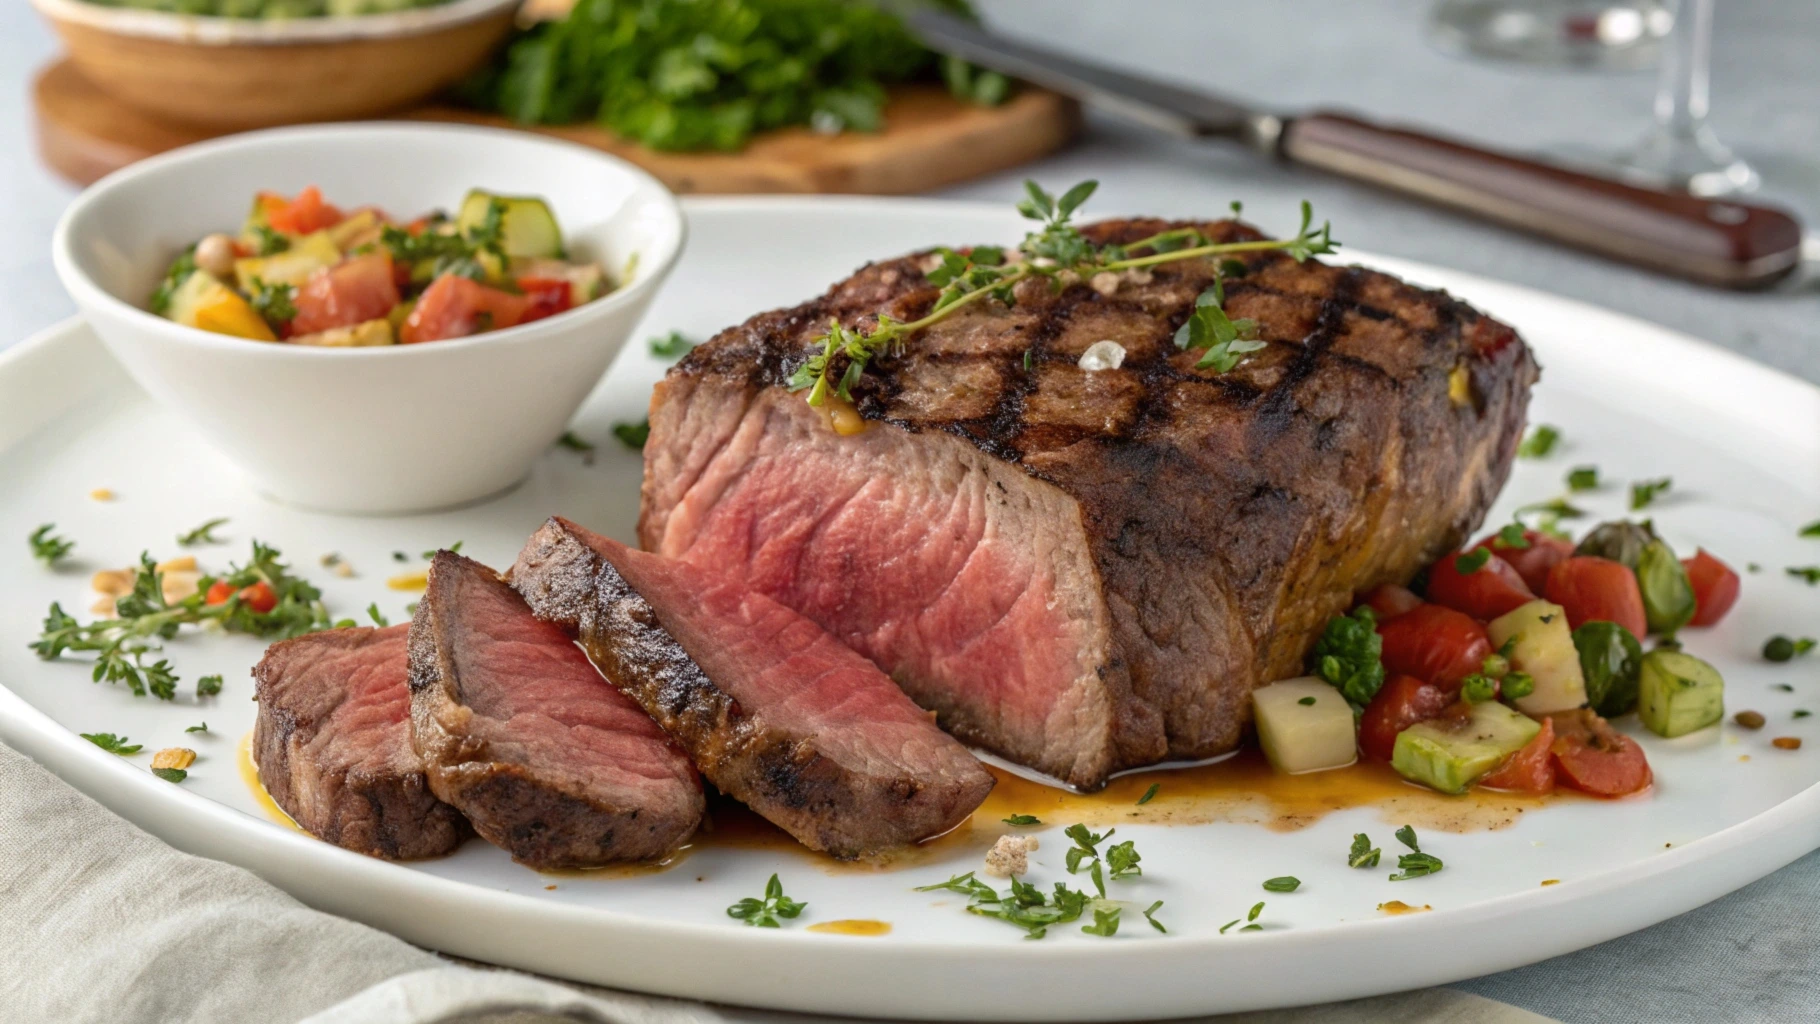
[640,217,1537,790]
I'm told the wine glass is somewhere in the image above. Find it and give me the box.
[1429,0,1673,69]
[1609,0,1757,196]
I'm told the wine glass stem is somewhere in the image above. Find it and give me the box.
[1655,0,1712,138]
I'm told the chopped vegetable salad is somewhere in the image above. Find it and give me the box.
[147,187,612,346]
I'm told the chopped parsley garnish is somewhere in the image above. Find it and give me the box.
[1348,833,1381,869]
[1763,636,1815,662]
[1263,876,1301,892]
[185,722,208,733]
[1801,520,1820,538]
[1002,813,1041,826]
[31,542,330,701]
[1630,477,1672,510]
[726,873,805,928]
[913,871,1108,940]
[1796,710,1812,720]
[1493,522,1530,548]
[29,524,74,567]
[420,542,462,560]
[148,246,197,316]
[1388,825,1443,881]
[196,675,223,697]
[82,732,142,755]
[554,431,595,462]
[1311,606,1385,709]
[648,331,695,360]
[1143,900,1166,933]
[152,767,188,783]
[1788,567,1820,586]
[1516,424,1559,458]
[1566,466,1600,492]
[1220,902,1267,934]
[1297,695,1317,706]
[247,277,297,329]
[1515,497,1586,521]
[1136,783,1160,805]
[393,551,409,562]
[1773,683,1795,693]
[176,517,230,547]
[1080,905,1121,937]
[366,603,390,627]
[613,419,650,450]
[251,224,290,256]
[1461,673,1497,703]
[1455,548,1492,574]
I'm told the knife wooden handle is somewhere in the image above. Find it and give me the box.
[1281,111,1803,290]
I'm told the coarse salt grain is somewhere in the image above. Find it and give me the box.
[1078,340,1126,372]
[983,834,1039,878]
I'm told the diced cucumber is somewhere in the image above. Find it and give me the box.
[1636,539,1696,635]
[326,209,382,252]
[234,230,341,289]
[1637,650,1723,738]
[1487,600,1588,715]
[457,190,562,259]
[1391,701,1541,794]
[1252,676,1357,774]
[166,270,274,341]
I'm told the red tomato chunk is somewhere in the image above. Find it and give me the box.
[1545,556,1647,639]
[1549,710,1652,797]
[1361,583,1424,621]
[1378,603,1492,690]
[1480,716,1556,794]
[1473,529,1574,594]
[1682,549,1740,627]
[1359,675,1453,762]
[1426,549,1535,621]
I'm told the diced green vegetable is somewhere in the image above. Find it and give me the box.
[1574,621,1643,717]
[1637,650,1723,738]
[1391,702,1542,794]
[1573,520,1657,570]
[1636,539,1696,635]
[1486,600,1588,715]
[233,230,341,289]
[1310,606,1385,708]
[1253,677,1357,774]
[457,191,562,259]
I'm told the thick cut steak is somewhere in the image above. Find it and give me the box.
[252,625,467,859]
[408,551,703,868]
[510,517,995,858]
[640,217,1537,789]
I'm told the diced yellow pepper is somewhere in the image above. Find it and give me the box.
[194,290,277,341]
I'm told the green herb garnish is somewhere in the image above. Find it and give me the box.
[176,517,230,547]
[1348,833,1381,869]
[1516,425,1559,458]
[1311,606,1385,709]
[31,542,329,701]
[1080,905,1121,937]
[152,767,188,783]
[1143,900,1166,933]
[1566,466,1600,492]
[185,722,209,733]
[1388,826,1443,881]
[1801,520,1820,538]
[613,419,650,450]
[555,430,595,454]
[786,180,1335,406]
[726,873,805,928]
[914,871,1104,940]
[1001,813,1041,826]
[148,246,198,315]
[196,674,223,697]
[1263,876,1301,892]
[1788,567,1820,585]
[29,524,74,567]
[366,603,390,627]
[1630,477,1672,510]
[1455,548,1492,574]
[82,732,142,755]
[1764,636,1817,662]
[1493,522,1530,548]
[648,331,695,360]
[1136,783,1159,805]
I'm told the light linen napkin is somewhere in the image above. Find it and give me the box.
[0,740,1551,1024]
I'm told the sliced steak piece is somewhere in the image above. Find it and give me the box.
[408,551,703,868]
[640,216,1538,789]
[252,625,467,859]
[510,517,995,858]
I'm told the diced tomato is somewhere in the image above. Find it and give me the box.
[259,186,344,236]
[1377,603,1493,690]
[1426,548,1536,621]
[515,276,574,325]
[1358,675,1453,761]
[1549,710,1652,797]
[1682,549,1741,627]
[1480,716,1556,794]
[1473,529,1574,595]
[204,580,235,606]
[400,274,533,343]
[291,252,401,336]
[1361,583,1424,622]
[238,580,278,614]
[1545,556,1647,639]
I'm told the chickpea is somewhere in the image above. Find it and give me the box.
[194,233,238,278]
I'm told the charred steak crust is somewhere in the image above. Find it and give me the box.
[407,551,703,868]
[251,625,468,860]
[639,217,1538,789]
[510,517,995,858]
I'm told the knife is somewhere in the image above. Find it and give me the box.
[908,9,1803,290]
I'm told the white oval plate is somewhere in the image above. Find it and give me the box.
[3,198,1818,1021]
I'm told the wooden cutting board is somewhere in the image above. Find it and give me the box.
[33,58,1080,193]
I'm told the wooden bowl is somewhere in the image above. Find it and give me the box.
[30,0,518,131]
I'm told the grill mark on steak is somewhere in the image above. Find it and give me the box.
[509,517,995,858]
[642,217,1537,788]
[407,551,702,868]
[252,625,468,859]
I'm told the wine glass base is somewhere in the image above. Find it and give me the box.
[1428,0,1672,69]
[1612,125,1761,197]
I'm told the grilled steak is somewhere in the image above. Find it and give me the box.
[408,551,703,868]
[510,517,995,858]
[252,625,467,859]
[639,217,1537,789]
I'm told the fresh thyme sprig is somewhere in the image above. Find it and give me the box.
[30,541,330,700]
[913,871,1111,940]
[176,517,230,547]
[786,180,1338,407]
[726,873,805,928]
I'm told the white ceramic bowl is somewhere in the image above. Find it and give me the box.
[53,123,685,515]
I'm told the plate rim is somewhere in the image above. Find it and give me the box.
[4,195,1820,1019]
